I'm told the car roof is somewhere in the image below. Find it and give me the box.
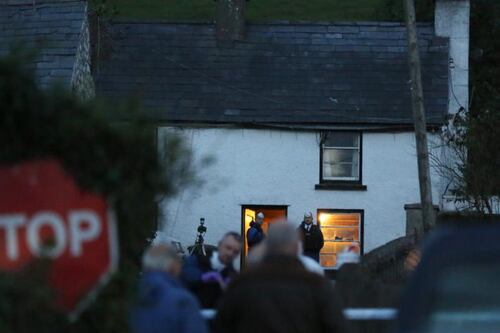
[396,222,500,333]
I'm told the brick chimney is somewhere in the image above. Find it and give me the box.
[215,0,246,42]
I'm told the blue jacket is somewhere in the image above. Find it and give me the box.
[180,253,237,308]
[130,271,208,333]
[246,222,265,248]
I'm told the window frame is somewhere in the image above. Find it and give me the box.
[319,131,363,184]
[316,208,365,270]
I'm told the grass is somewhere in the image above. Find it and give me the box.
[97,0,394,22]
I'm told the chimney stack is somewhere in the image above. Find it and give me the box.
[215,0,246,42]
[434,0,470,114]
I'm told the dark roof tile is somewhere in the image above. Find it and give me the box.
[96,22,449,125]
[0,1,85,89]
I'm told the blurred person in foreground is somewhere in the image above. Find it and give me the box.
[130,244,208,333]
[216,223,350,333]
[404,246,421,273]
[247,230,324,276]
[181,231,242,308]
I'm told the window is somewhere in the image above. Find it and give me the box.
[317,210,363,269]
[321,132,361,182]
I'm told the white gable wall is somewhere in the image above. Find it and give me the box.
[159,127,441,252]
[435,0,470,115]
[434,0,471,210]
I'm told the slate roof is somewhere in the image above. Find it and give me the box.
[97,21,449,126]
[0,0,86,89]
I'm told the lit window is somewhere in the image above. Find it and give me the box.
[321,132,361,182]
[317,210,363,269]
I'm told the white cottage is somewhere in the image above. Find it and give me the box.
[95,0,470,269]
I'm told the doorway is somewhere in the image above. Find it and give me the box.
[240,205,288,266]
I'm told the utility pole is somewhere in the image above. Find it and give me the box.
[215,0,246,42]
[404,0,435,232]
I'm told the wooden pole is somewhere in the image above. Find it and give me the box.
[404,0,435,232]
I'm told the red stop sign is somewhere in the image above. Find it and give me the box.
[0,159,118,319]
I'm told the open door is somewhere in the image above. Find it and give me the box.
[241,205,288,267]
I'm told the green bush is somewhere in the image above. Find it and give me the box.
[377,0,434,21]
[0,49,193,332]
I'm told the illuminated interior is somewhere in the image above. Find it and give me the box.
[243,208,256,257]
[241,206,287,266]
[317,211,361,268]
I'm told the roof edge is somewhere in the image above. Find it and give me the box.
[131,119,445,132]
[108,17,434,27]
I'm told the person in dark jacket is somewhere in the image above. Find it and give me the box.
[216,223,350,333]
[130,244,208,333]
[246,212,265,250]
[298,212,324,262]
[181,232,242,308]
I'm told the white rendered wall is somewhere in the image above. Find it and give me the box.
[435,0,470,114]
[159,127,442,253]
[434,1,470,208]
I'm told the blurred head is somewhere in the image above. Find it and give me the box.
[256,212,264,225]
[246,241,267,267]
[218,232,243,265]
[404,247,421,273]
[142,244,181,277]
[266,222,299,256]
[336,245,360,269]
[304,212,313,225]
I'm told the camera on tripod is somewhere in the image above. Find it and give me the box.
[188,218,214,256]
[197,218,207,234]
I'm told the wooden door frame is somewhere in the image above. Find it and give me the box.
[240,204,288,268]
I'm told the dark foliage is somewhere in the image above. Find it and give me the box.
[0,259,67,333]
[438,0,500,213]
[377,0,434,21]
[467,0,500,207]
[0,49,193,332]
[88,0,119,75]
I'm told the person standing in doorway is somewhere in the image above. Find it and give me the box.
[247,212,265,250]
[298,212,324,262]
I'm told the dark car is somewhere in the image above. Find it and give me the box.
[395,220,500,333]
